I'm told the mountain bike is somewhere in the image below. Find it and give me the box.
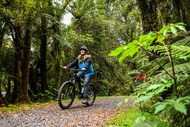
[58,68,96,109]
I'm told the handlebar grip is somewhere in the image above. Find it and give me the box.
[68,68,82,71]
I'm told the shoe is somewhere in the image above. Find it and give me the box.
[82,98,88,104]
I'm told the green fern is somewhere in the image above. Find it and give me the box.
[148,63,190,83]
[148,45,190,60]
[173,36,190,46]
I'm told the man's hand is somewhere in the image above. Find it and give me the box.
[61,66,68,69]
[82,68,87,71]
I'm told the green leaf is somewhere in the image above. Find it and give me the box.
[175,22,187,32]
[134,94,153,103]
[117,98,129,107]
[160,78,168,83]
[167,99,176,104]
[118,40,139,64]
[154,103,167,114]
[108,46,127,56]
[175,25,186,32]
[136,91,147,97]
[117,101,123,107]
[139,35,147,44]
[165,80,173,87]
[170,26,178,36]
[158,26,167,34]
[118,50,130,64]
[163,28,168,36]
[135,115,146,123]
[154,86,166,94]
[174,103,187,114]
[176,96,190,103]
[124,98,129,102]
[144,33,156,47]
[156,34,164,44]
[146,84,162,91]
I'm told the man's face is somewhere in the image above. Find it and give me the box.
[80,49,86,55]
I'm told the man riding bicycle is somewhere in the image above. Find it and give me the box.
[64,46,94,104]
[135,70,147,83]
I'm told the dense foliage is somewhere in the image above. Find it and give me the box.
[110,22,190,126]
[0,0,190,126]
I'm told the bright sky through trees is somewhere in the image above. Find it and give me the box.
[62,13,72,25]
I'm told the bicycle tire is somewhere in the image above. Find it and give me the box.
[58,81,75,109]
[86,83,96,106]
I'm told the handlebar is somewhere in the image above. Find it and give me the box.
[61,66,83,71]
[67,68,82,71]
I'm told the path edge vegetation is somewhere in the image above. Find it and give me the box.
[108,23,190,127]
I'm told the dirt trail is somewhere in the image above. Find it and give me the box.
[0,96,132,127]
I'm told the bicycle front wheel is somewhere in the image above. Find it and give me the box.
[58,81,75,109]
[86,83,96,106]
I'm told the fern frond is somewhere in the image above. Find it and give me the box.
[148,45,190,61]
[148,45,168,57]
[171,45,190,59]
[148,62,190,83]
[146,56,169,75]
[173,36,190,46]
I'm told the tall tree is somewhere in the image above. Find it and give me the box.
[1,0,36,104]
[40,16,48,92]
[137,0,159,33]
[68,0,94,35]
[16,16,32,103]
[172,0,181,23]
[181,0,190,30]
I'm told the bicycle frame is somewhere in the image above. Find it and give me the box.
[58,68,96,109]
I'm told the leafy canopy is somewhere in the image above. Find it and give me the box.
[108,22,186,64]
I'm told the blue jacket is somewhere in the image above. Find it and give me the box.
[67,54,94,77]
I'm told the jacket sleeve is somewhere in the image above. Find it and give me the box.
[135,74,141,81]
[84,57,92,70]
[67,58,78,69]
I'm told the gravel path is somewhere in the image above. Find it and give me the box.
[0,96,132,127]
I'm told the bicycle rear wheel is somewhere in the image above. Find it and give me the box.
[58,81,75,109]
[86,83,96,106]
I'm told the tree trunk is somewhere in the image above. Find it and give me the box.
[137,0,159,34]
[0,30,5,47]
[29,60,40,94]
[0,94,7,107]
[11,25,22,103]
[180,0,190,30]
[172,0,181,23]
[0,71,7,107]
[13,25,24,103]
[40,17,48,92]
[0,20,7,47]
[16,19,32,103]
[11,20,31,104]
[52,24,61,90]
[157,0,171,25]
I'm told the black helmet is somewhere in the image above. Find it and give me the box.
[80,46,88,51]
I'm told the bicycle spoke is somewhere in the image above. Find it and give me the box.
[58,82,75,109]
[86,83,96,106]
